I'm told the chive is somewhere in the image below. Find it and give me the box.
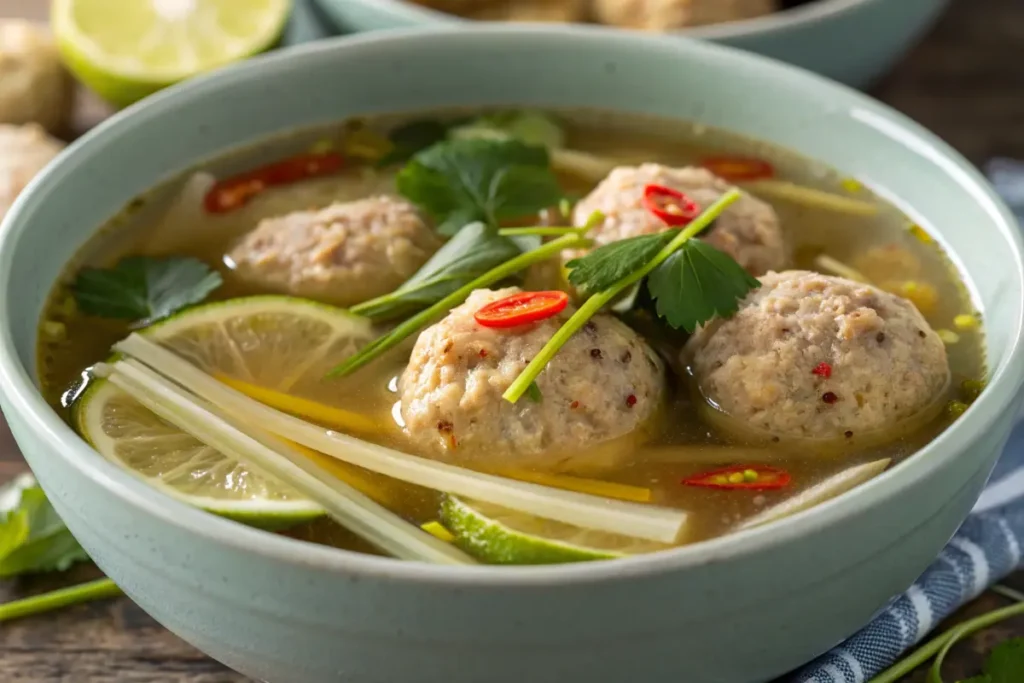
[0,579,122,623]
[502,189,741,403]
[327,232,592,378]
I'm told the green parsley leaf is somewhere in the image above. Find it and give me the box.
[351,222,523,321]
[525,381,543,403]
[71,256,222,323]
[377,119,449,167]
[565,231,675,295]
[0,474,89,578]
[647,238,760,333]
[397,138,563,236]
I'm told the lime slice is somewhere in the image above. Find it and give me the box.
[439,495,672,564]
[52,0,292,107]
[75,296,375,525]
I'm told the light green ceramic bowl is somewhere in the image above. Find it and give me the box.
[0,25,1021,683]
[313,0,952,88]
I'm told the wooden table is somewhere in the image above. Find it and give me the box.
[1,0,1023,680]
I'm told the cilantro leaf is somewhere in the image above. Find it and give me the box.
[351,222,523,321]
[397,138,563,236]
[72,256,222,323]
[0,474,89,578]
[525,381,543,403]
[647,238,760,333]
[565,231,675,295]
[958,677,991,683]
[377,119,449,167]
[982,638,1024,683]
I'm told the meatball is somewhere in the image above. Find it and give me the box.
[594,0,777,30]
[0,21,75,134]
[0,123,65,221]
[684,270,950,440]
[399,288,665,471]
[227,196,442,307]
[466,0,587,22]
[571,164,785,275]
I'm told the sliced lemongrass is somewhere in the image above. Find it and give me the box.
[499,470,651,503]
[421,521,455,543]
[738,458,891,530]
[741,180,879,216]
[113,335,688,544]
[213,373,382,435]
[99,359,474,565]
[551,148,619,182]
[813,254,871,283]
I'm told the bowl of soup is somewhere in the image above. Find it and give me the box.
[1,24,1021,683]
[314,0,952,88]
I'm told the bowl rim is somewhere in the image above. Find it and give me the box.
[322,0,897,38]
[1,24,1022,587]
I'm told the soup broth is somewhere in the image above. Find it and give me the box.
[37,109,987,561]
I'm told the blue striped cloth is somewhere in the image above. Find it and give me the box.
[788,161,1024,682]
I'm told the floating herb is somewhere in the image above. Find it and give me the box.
[350,222,522,321]
[397,138,563,236]
[377,119,449,167]
[71,256,222,324]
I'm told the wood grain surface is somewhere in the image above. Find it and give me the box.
[1,0,1022,680]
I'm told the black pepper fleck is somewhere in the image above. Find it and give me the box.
[918,330,926,338]
[876,332,885,343]
[844,430,854,438]
[620,350,632,363]
[590,348,603,359]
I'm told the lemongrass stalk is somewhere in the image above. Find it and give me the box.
[500,470,651,503]
[503,189,742,403]
[813,254,871,283]
[101,360,474,565]
[336,231,592,377]
[739,459,890,530]
[740,180,879,216]
[112,335,688,544]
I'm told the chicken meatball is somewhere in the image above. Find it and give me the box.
[399,288,665,471]
[0,21,75,134]
[227,196,442,307]
[684,270,950,441]
[571,164,785,275]
[594,0,777,30]
[0,123,65,221]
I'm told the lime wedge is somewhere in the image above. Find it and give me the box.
[74,296,375,525]
[439,495,672,564]
[52,0,292,107]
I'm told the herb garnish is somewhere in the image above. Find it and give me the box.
[503,189,750,403]
[71,256,222,324]
[351,222,522,321]
[0,474,123,623]
[0,474,88,577]
[397,138,563,236]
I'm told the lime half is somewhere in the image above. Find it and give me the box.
[439,496,672,564]
[52,0,292,107]
[74,296,375,526]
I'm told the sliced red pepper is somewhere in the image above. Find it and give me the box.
[204,152,345,214]
[701,156,775,182]
[474,291,569,329]
[682,465,791,491]
[642,184,702,227]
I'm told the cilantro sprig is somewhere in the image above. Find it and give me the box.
[396,138,563,236]
[503,189,750,403]
[71,256,222,324]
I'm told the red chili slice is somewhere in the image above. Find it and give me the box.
[682,465,791,491]
[204,152,345,214]
[474,291,569,329]
[700,156,775,182]
[642,184,702,227]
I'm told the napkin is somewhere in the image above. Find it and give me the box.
[788,161,1024,683]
